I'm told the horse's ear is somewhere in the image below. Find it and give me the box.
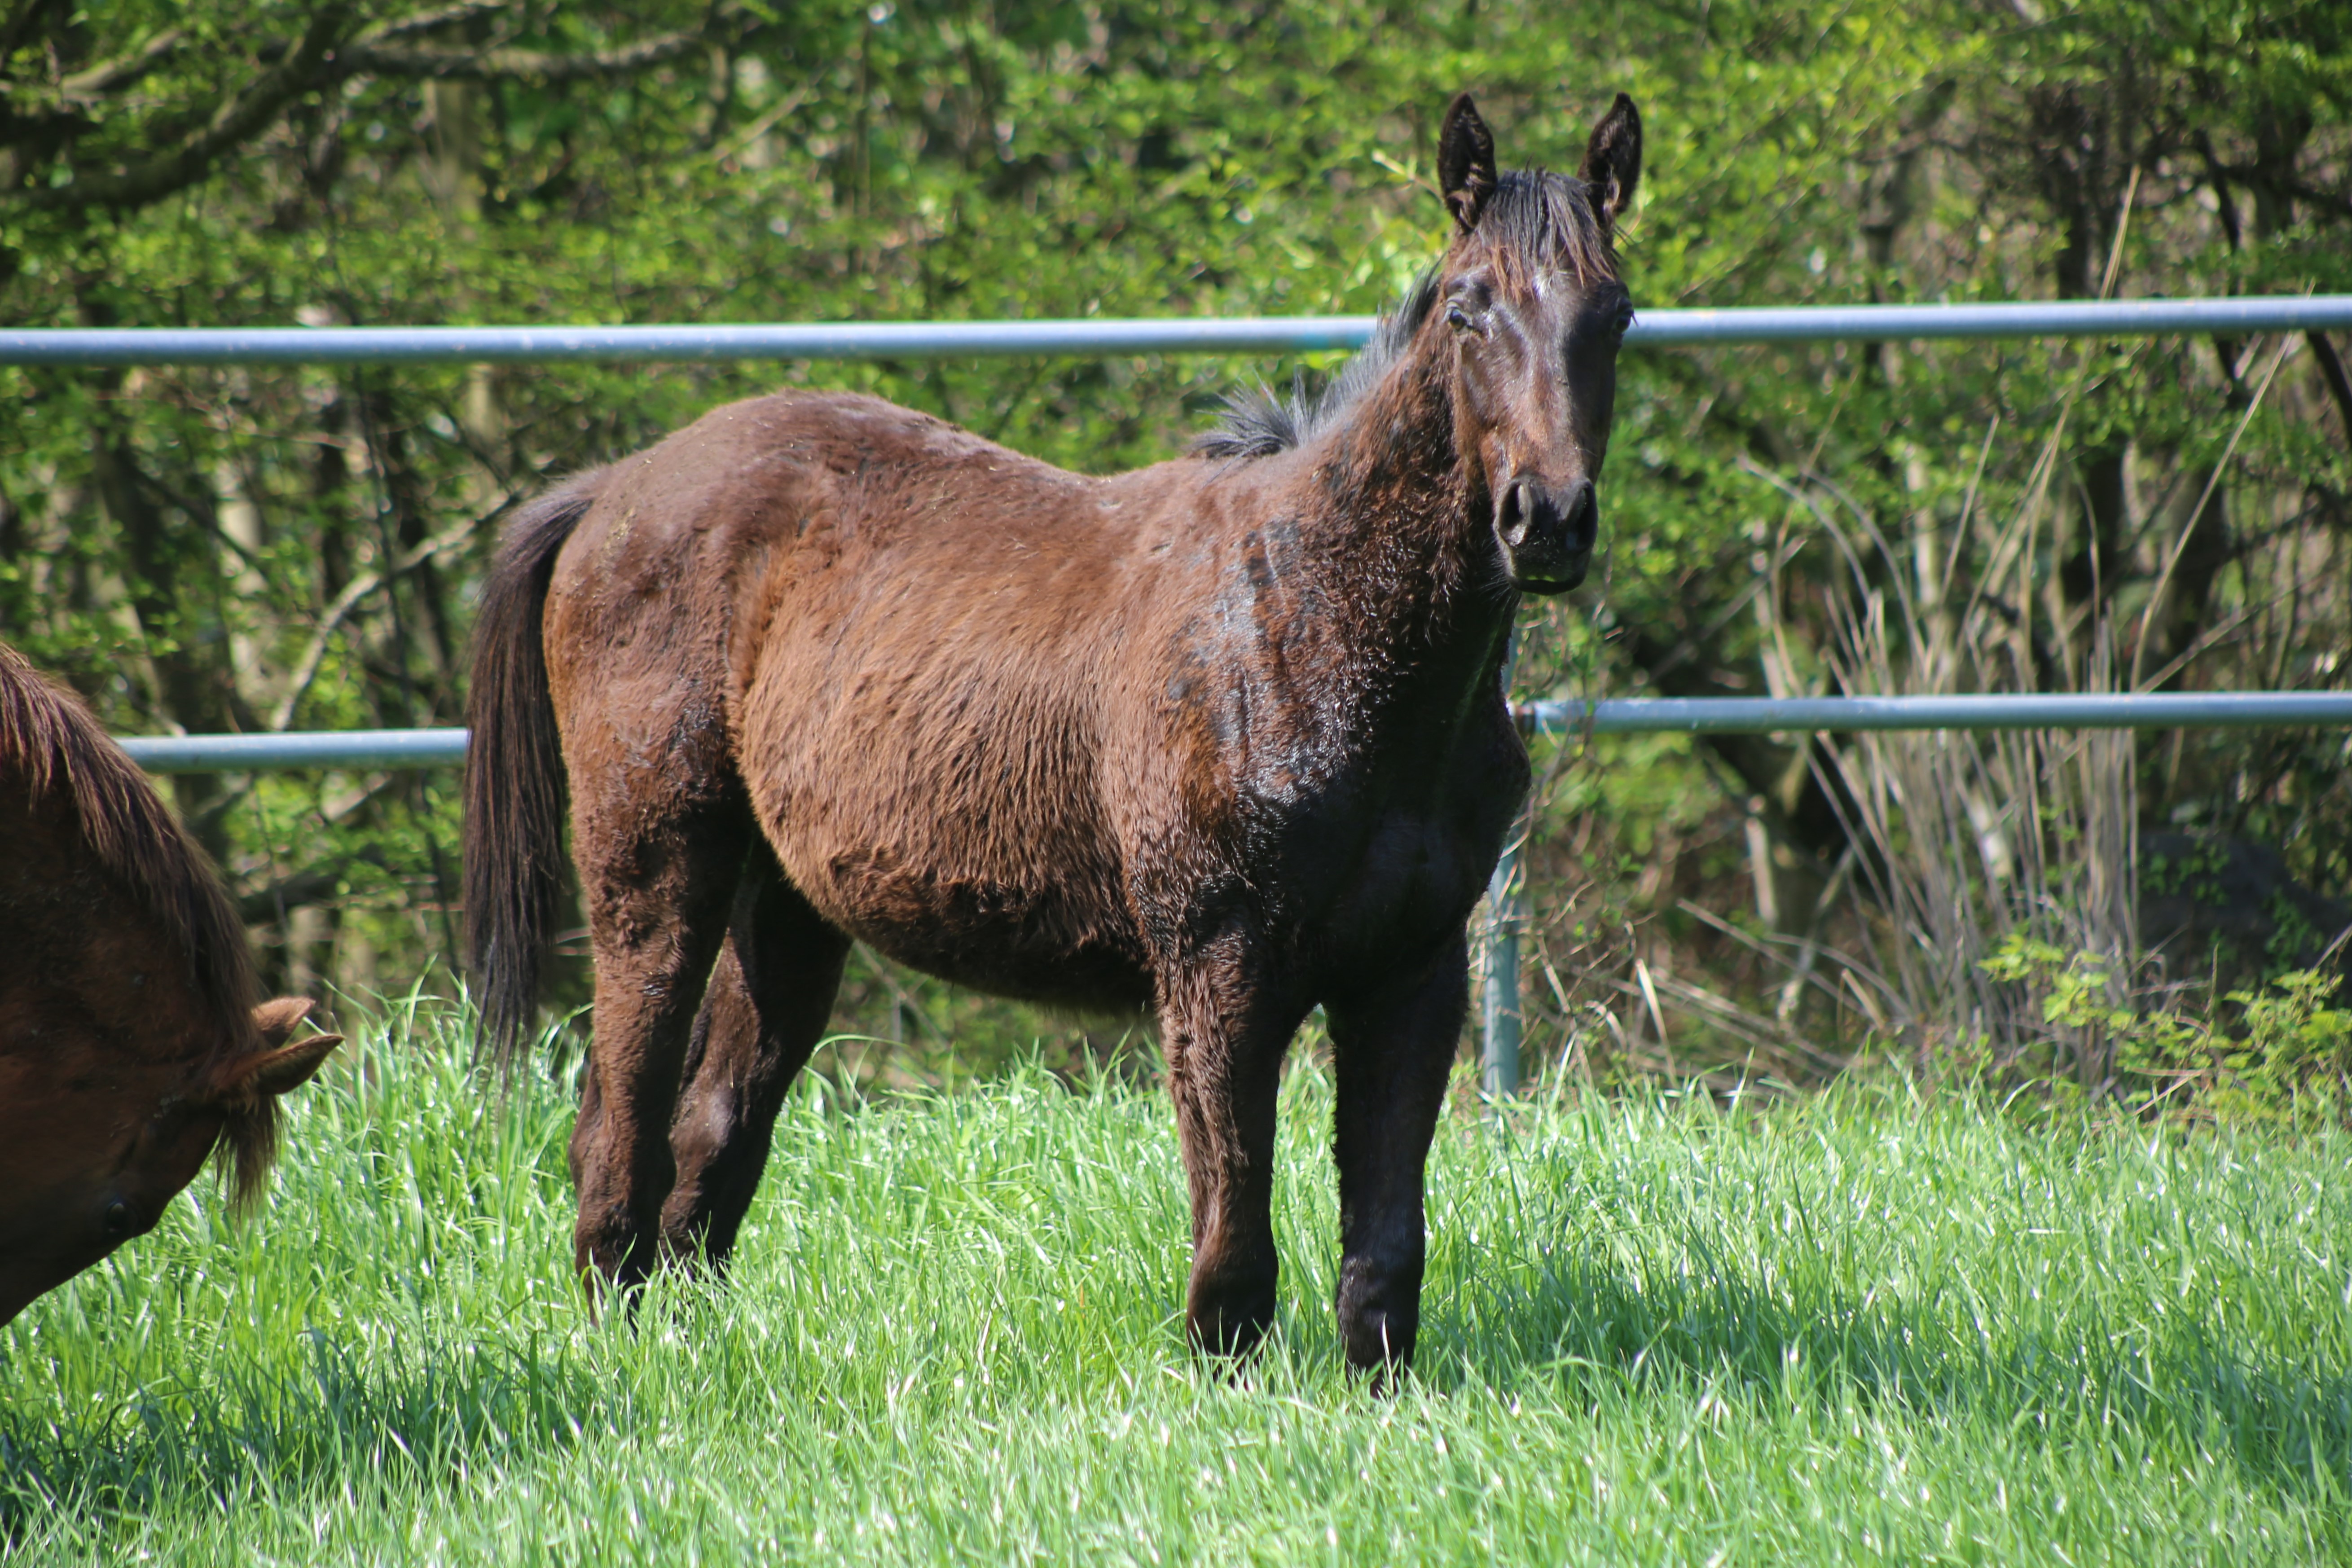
[225,997,340,1097]
[202,1000,341,1104]
[1437,92,1497,233]
[226,1034,343,1100]
[1578,93,1642,232]
[251,996,319,1047]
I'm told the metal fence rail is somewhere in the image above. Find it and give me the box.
[112,694,2352,772]
[8,294,2351,367]
[1521,691,2352,735]
[119,728,470,772]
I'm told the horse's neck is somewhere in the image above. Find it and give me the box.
[1284,336,1512,686]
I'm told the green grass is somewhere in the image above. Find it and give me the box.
[5,999,2351,1564]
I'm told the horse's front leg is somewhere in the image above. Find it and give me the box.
[568,793,748,1296]
[1160,936,1308,1359]
[1322,934,1470,1375]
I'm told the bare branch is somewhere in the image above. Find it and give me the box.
[369,1,510,44]
[4,3,748,217]
[2309,330,2352,445]
[336,24,714,84]
[57,26,187,100]
[272,509,481,733]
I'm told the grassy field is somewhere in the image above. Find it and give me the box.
[4,999,2350,1564]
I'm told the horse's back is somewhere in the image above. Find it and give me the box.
[543,388,1147,676]
[539,391,1171,1009]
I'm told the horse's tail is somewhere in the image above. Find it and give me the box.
[464,471,601,1072]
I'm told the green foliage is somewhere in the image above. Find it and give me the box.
[2144,839,2233,903]
[1982,933,2352,1123]
[7,1000,2352,1560]
[2216,968,2352,1122]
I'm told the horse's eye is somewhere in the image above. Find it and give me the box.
[102,1201,134,1241]
[1446,303,1475,334]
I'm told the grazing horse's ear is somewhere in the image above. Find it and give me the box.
[216,1033,343,1100]
[205,996,341,1101]
[251,996,319,1047]
[1578,93,1643,233]
[1437,92,1498,234]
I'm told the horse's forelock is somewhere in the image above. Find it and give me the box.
[1460,168,1620,290]
[213,1096,284,1213]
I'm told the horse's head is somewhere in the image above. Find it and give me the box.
[1434,91,1641,594]
[0,997,339,1326]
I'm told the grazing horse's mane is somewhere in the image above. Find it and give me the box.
[0,646,277,1201]
[1198,167,1622,461]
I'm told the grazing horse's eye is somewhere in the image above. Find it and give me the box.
[101,1201,133,1241]
[1445,302,1476,334]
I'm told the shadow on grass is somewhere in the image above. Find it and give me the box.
[0,1329,614,1548]
[1433,1244,2352,1507]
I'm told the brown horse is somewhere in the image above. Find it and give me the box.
[0,644,340,1327]
[465,91,1641,1371]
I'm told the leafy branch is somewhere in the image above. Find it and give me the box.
[2,1,751,219]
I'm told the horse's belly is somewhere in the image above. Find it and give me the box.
[752,753,1153,1013]
[803,850,1152,1011]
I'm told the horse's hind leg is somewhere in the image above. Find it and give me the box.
[662,847,851,1269]
[1322,935,1470,1377]
[567,789,750,1294]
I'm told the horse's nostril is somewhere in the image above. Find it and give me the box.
[1564,482,1598,549]
[1497,481,1528,545]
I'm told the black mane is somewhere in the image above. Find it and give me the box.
[1196,271,1441,461]
[1196,168,1618,461]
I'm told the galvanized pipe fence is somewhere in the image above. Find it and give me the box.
[9,295,2352,368]
[29,294,2352,1090]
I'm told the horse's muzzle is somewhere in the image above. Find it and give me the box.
[1496,477,1598,593]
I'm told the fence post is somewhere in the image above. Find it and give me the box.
[1481,628,1525,1098]
[1480,834,1526,1098]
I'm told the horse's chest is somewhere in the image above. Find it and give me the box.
[1309,804,1498,963]
[1249,740,1524,975]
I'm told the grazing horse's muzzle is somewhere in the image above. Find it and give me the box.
[1496,476,1598,593]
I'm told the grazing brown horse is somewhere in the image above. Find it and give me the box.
[0,644,340,1327]
[466,91,1641,1371]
